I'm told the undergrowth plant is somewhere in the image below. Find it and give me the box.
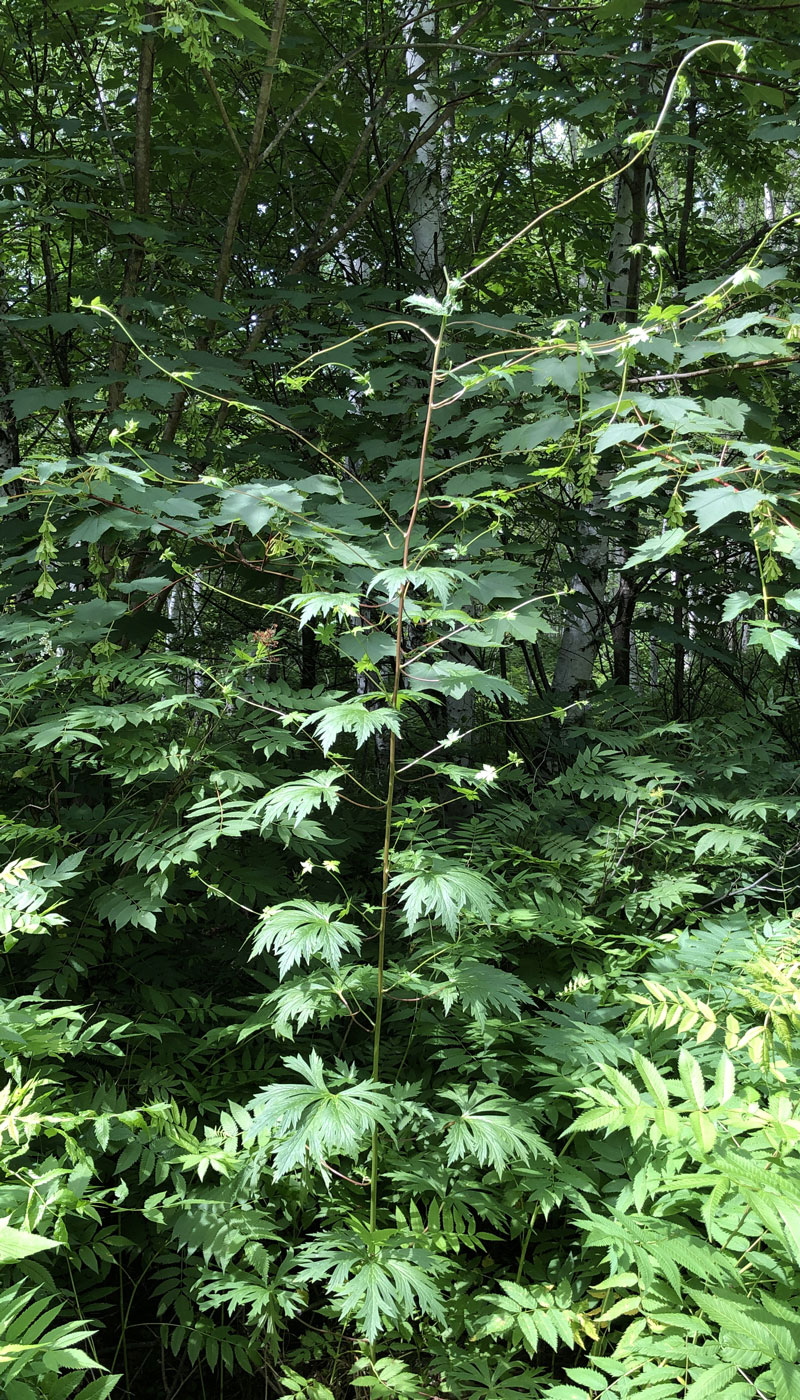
[2,31,800,1400]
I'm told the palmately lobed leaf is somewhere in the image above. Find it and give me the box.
[439,1085,553,1174]
[250,901,362,977]
[247,1051,395,1177]
[388,863,501,933]
[302,702,401,754]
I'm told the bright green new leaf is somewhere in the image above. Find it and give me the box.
[258,772,342,829]
[0,1223,59,1265]
[721,591,759,622]
[687,485,766,532]
[749,624,800,663]
[250,902,362,977]
[440,1085,553,1174]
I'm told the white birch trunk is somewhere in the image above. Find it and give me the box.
[552,509,609,698]
[404,3,445,290]
[764,185,776,223]
[166,574,203,693]
[404,4,470,748]
[606,171,637,311]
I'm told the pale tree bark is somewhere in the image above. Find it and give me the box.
[552,509,609,699]
[166,573,204,693]
[210,4,498,438]
[605,163,648,320]
[404,1,446,292]
[401,5,473,751]
[764,185,777,222]
[677,92,697,285]
[764,181,793,221]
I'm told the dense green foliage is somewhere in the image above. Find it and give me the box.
[3,1,800,1397]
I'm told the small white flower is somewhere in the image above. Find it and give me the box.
[322,859,340,873]
[300,860,314,875]
[626,325,650,346]
[475,764,497,783]
[442,729,462,748]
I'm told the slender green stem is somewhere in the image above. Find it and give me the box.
[369,723,397,1232]
[368,313,448,1233]
[461,40,742,287]
[753,537,770,621]
[515,1208,539,1283]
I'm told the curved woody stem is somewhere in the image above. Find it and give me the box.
[369,310,448,1232]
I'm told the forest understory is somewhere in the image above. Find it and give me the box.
[2,1,800,1397]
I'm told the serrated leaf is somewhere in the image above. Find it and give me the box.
[772,1359,800,1400]
[633,1052,670,1107]
[250,901,361,977]
[405,660,522,702]
[596,421,649,453]
[368,567,464,606]
[684,1364,740,1400]
[257,772,342,829]
[690,1109,717,1154]
[688,485,765,532]
[749,623,800,662]
[247,1050,394,1177]
[440,1085,552,1174]
[303,702,401,754]
[290,591,361,628]
[722,590,759,622]
[714,1055,735,1105]
[75,1379,124,1400]
[446,961,530,1026]
[679,1049,706,1108]
[694,1292,798,1360]
[498,414,574,453]
[404,293,447,316]
[388,863,500,933]
[517,1312,539,1353]
[623,528,687,568]
[567,1105,627,1134]
[297,1231,445,1342]
[777,1204,800,1268]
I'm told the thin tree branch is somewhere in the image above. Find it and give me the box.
[202,69,244,161]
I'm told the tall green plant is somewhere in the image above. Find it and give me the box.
[2,13,800,1400]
